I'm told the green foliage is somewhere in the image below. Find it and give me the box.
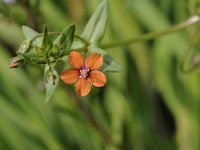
[81,0,120,72]
[81,0,108,44]
[1,0,200,150]
[44,65,59,102]
[53,24,75,52]
[12,24,76,101]
[42,25,49,49]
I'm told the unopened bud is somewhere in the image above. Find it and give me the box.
[9,56,25,69]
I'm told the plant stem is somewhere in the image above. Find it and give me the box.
[74,35,89,45]
[100,15,200,49]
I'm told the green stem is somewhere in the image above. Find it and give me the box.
[100,15,200,49]
[74,35,89,45]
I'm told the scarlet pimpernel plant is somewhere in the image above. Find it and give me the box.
[9,0,200,102]
[9,0,120,102]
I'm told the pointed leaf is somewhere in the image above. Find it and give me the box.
[44,65,59,102]
[42,25,48,49]
[81,0,108,43]
[54,24,75,51]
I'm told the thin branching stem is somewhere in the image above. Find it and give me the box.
[100,15,200,49]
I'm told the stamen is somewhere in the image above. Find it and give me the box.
[79,66,90,79]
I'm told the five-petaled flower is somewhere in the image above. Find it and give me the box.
[60,51,107,96]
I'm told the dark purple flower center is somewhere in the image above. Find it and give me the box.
[79,66,90,79]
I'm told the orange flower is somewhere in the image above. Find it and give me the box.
[60,51,107,96]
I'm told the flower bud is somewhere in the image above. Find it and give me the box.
[9,56,25,69]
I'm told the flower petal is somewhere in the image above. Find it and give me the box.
[68,51,84,69]
[75,78,91,96]
[85,53,103,70]
[60,69,79,84]
[89,70,106,87]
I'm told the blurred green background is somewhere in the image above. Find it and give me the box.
[0,0,200,150]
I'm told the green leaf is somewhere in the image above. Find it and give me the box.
[44,65,60,102]
[42,25,48,49]
[46,41,54,57]
[41,25,54,57]
[81,0,108,43]
[88,46,121,72]
[54,24,75,51]
[22,26,42,46]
